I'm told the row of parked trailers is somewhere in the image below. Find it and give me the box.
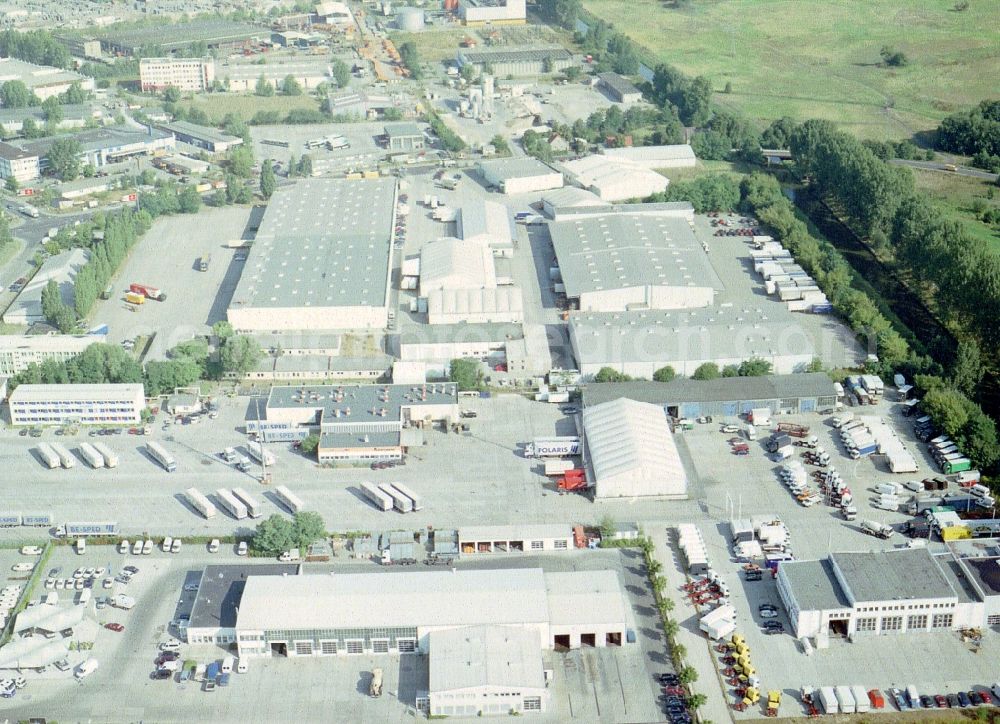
[184,485,302,520]
[813,685,878,714]
[0,513,54,528]
[36,442,119,469]
[360,482,423,513]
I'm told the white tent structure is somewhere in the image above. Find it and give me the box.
[14,603,85,634]
[583,398,688,499]
[0,637,69,669]
[426,287,524,325]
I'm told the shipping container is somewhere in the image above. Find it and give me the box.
[274,485,303,514]
[185,488,217,519]
[0,513,21,527]
[232,487,263,518]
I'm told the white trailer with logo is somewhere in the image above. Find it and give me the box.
[246,441,275,467]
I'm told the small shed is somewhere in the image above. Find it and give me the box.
[166,393,201,415]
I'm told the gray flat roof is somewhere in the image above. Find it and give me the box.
[460,46,572,64]
[98,19,266,51]
[320,429,400,448]
[384,122,422,138]
[0,58,88,90]
[570,306,814,366]
[229,178,396,310]
[263,382,457,426]
[429,625,544,693]
[21,126,172,157]
[478,156,558,181]
[551,213,719,296]
[583,373,838,408]
[395,322,521,346]
[832,549,957,604]
[188,564,300,630]
[157,120,240,145]
[780,559,851,611]
[597,72,641,97]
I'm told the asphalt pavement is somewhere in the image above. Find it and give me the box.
[889,158,999,181]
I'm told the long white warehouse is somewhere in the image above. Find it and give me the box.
[8,383,145,426]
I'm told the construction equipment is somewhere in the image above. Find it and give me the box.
[766,690,782,716]
[801,686,820,717]
[733,687,760,711]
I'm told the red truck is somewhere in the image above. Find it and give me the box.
[558,470,587,492]
[129,283,166,301]
[776,423,809,437]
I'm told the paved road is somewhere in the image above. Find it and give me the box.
[889,158,999,181]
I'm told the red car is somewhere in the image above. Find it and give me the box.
[934,695,948,708]
[105,623,124,632]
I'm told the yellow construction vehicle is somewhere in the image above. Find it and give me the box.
[734,687,760,711]
[766,690,781,716]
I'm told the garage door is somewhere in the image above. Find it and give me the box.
[800,398,815,412]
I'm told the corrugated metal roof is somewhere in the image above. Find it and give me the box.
[429,625,544,693]
[582,373,837,407]
[420,238,496,290]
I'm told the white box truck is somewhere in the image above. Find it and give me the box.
[185,488,217,519]
[851,685,870,713]
[274,485,303,514]
[835,685,856,714]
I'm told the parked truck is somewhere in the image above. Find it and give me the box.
[543,459,575,476]
[360,481,393,511]
[523,436,581,458]
[124,291,145,305]
[861,519,894,539]
[58,522,119,537]
[370,668,383,697]
[835,685,857,714]
[129,282,166,301]
[49,442,75,469]
[246,440,276,467]
[78,442,105,469]
[146,441,176,472]
[231,487,263,518]
[819,686,839,714]
[766,434,793,453]
[274,485,303,514]
[185,488,217,519]
[215,489,248,520]
[35,442,60,469]
[91,441,119,468]
[22,513,53,527]
[389,482,422,511]
[776,423,810,437]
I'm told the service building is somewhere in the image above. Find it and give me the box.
[560,154,668,201]
[156,120,243,153]
[600,144,697,170]
[457,0,526,26]
[8,383,145,426]
[384,122,424,152]
[228,178,396,332]
[596,72,642,103]
[457,46,573,77]
[0,142,40,183]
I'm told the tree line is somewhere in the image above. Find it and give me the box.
[0,29,70,69]
[936,99,1000,172]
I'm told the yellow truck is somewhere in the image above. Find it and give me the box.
[124,292,145,305]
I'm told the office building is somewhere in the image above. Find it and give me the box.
[139,57,216,92]
[8,383,145,426]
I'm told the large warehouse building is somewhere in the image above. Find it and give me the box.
[600,144,697,170]
[8,383,145,427]
[777,548,983,640]
[583,397,688,500]
[457,46,572,77]
[568,305,817,378]
[582,373,840,418]
[228,179,396,331]
[550,207,718,313]
[478,157,563,195]
[560,154,669,202]
[457,0,526,25]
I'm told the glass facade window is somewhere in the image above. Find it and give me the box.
[320,640,337,655]
[932,614,953,628]
[856,617,877,632]
[553,540,568,549]
[523,697,542,711]
[372,639,389,653]
[881,616,903,632]
[530,541,544,550]
[294,641,313,655]
[907,614,928,630]
[398,638,416,653]
[345,639,364,654]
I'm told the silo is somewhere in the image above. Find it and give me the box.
[397,7,425,32]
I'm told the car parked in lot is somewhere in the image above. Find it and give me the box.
[934,694,947,708]
[758,603,779,618]
[762,621,784,634]
[958,691,971,708]
[948,693,960,708]
[104,623,124,632]
[151,669,171,680]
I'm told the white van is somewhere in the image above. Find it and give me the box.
[969,484,990,498]
[237,658,248,673]
[162,536,173,552]
[221,655,234,674]
[75,538,86,555]
[77,589,91,605]
[119,539,129,554]
[75,658,99,680]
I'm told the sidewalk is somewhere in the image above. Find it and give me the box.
[652,525,734,724]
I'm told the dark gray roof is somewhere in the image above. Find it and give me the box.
[98,19,267,52]
[157,120,241,145]
[384,122,422,138]
[21,126,172,157]
[779,559,851,611]
[188,563,300,629]
[583,373,838,408]
[320,429,401,449]
[460,46,572,64]
[832,549,956,604]
[264,382,457,428]
[0,141,36,161]
[597,72,641,97]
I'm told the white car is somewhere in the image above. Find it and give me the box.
[20,546,42,556]
[159,641,181,652]
[162,537,173,552]
[142,539,153,555]
[759,607,779,619]
[171,538,182,553]
[75,579,85,591]
[237,541,248,556]
[131,540,143,555]
[55,579,65,590]
[12,676,25,689]
[102,578,113,589]
[119,539,130,554]
[72,568,84,579]
[11,563,33,573]
[44,578,55,589]
[208,539,220,553]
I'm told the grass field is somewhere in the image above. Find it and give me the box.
[177,93,323,123]
[911,168,1000,253]
[581,0,1000,140]
[389,29,471,63]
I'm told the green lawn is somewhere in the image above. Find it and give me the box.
[178,93,323,123]
[911,168,1000,254]
[582,0,1000,140]
[389,28,471,63]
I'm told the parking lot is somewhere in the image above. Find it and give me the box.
[86,205,253,360]
[247,121,407,177]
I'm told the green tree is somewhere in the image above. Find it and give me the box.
[460,64,477,84]
[489,134,510,156]
[299,433,320,455]
[251,514,295,555]
[228,145,254,178]
[678,666,698,685]
[281,74,302,96]
[41,96,62,124]
[259,159,276,199]
[162,85,182,103]
[951,340,984,397]
[5,175,19,193]
[593,367,632,383]
[598,516,616,540]
[62,81,89,104]
[691,362,720,380]
[738,357,773,377]
[20,116,41,139]
[220,334,263,375]
[144,358,202,396]
[0,80,34,108]
[46,136,82,180]
[212,320,234,341]
[331,60,351,88]
[177,185,201,213]
[291,511,325,548]
[663,618,679,638]
[449,358,482,391]
[687,693,707,710]
[653,366,676,383]
[296,154,312,177]
[255,75,274,97]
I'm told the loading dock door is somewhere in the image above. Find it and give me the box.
[580,633,596,647]
[606,632,621,646]
[553,635,570,651]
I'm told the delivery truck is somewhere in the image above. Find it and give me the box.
[215,489,248,520]
[544,459,575,476]
[523,437,581,458]
[361,481,393,511]
[861,519,894,539]
[36,442,60,469]
[129,282,166,301]
[146,441,176,472]
[58,522,119,537]
[91,441,119,468]
[78,442,105,469]
[185,488,217,519]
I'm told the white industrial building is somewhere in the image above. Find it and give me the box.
[458,524,574,555]
[426,287,524,325]
[8,383,145,426]
[560,155,668,202]
[221,59,334,92]
[233,567,632,657]
[582,397,688,500]
[600,144,697,170]
[457,199,515,254]
[568,306,816,378]
[549,209,717,313]
[0,334,105,376]
[777,548,983,640]
[3,249,89,325]
[420,238,496,291]
[139,57,216,92]
[478,157,563,195]
[540,187,604,218]
[0,58,95,101]
[548,201,694,224]
[457,0,526,25]
[228,179,395,331]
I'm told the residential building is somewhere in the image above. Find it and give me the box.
[0,142,40,183]
[8,383,146,426]
[0,334,105,376]
[139,57,216,92]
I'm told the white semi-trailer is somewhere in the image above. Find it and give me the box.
[389,482,422,511]
[231,487,263,518]
[274,485,303,514]
[36,443,60,469]
[378,483,413,513]
[246,441,275,466]
[216,489,248,520]
[50,442,76,469]
[360,481,392,511]
[78,443,105,469]
[185,488,217,519]
[92,442,119,468]
[147,441,176,472]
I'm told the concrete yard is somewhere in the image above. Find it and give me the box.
[86,205,254,360]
